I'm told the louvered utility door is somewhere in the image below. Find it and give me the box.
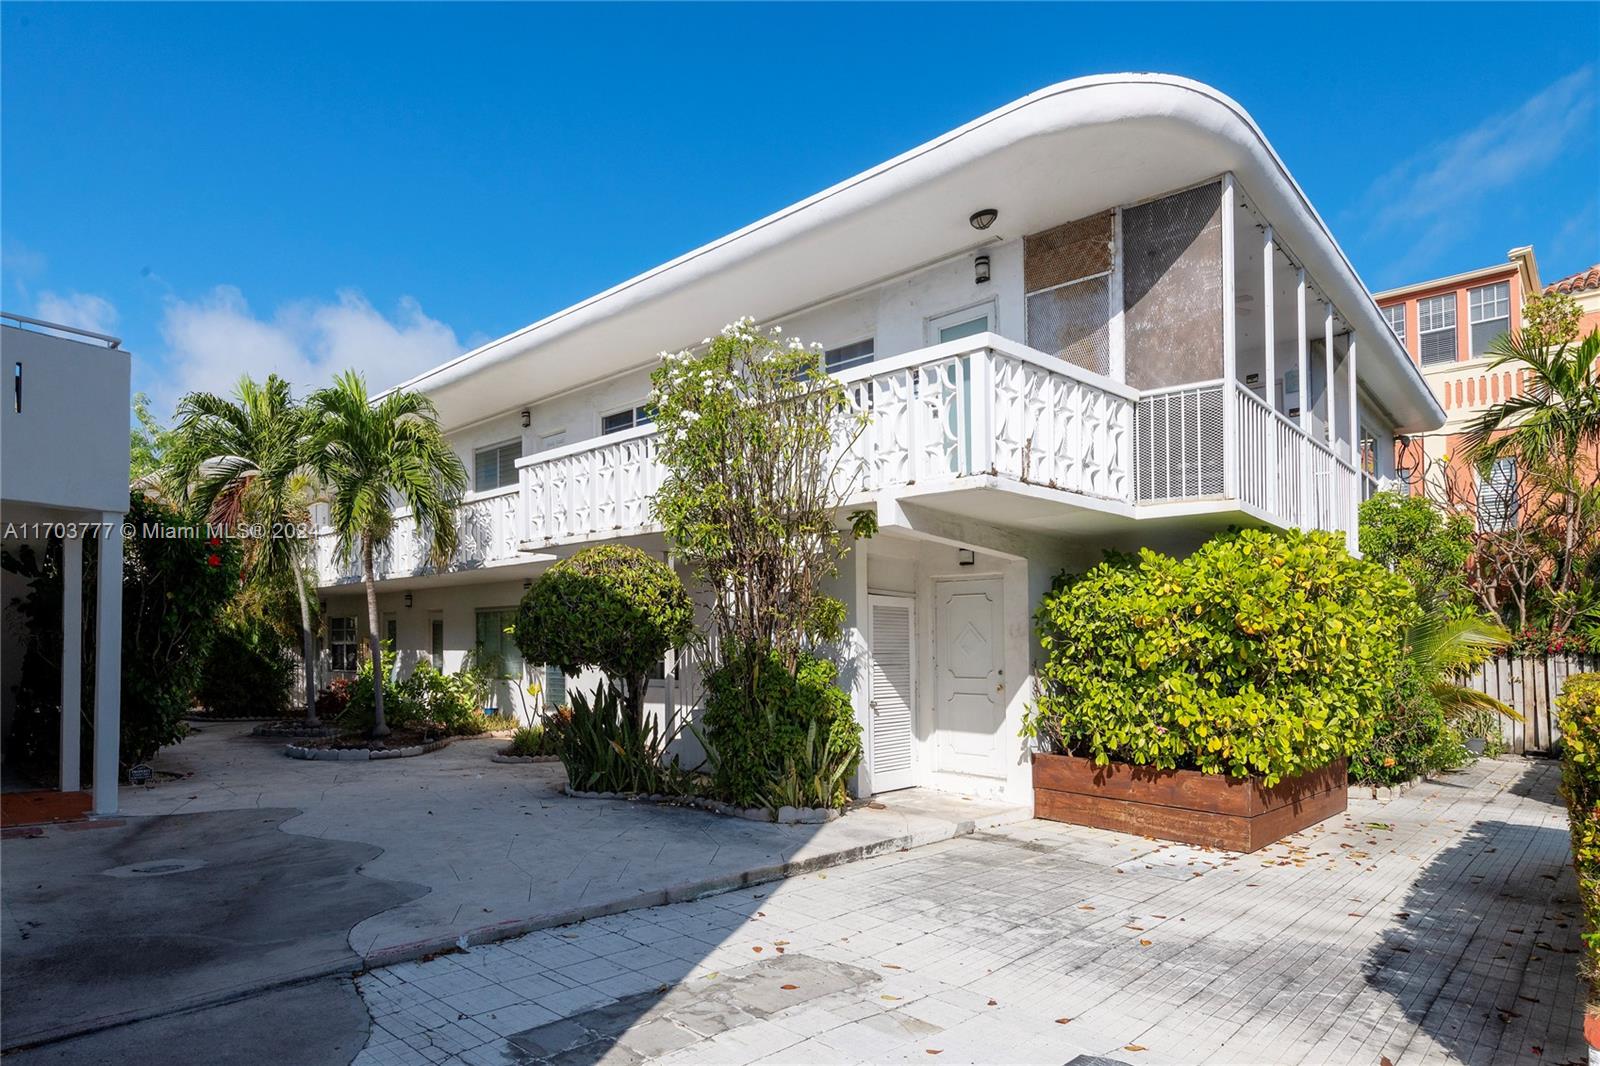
[869,596,916,793]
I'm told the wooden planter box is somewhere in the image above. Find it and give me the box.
[1033,753,1347,853]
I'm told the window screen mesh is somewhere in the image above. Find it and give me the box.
[1026,276,1111,376]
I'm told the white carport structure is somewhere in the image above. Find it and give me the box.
[0,314,131,815]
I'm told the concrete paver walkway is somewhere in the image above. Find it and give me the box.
[355,756,1585,1065]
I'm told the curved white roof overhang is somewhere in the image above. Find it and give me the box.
[400,74,1444,434]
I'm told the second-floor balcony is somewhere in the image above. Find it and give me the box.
[313,333,1366,587]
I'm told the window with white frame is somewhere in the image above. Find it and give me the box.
[600,404,654,435]
[824,338,875,373]
[1477,457,1518,532]
[1468,281,1511,358]
[429,615,444,670]
[1383,303,1407,345]
[1418,294,1457,366]
[329,616,359,672]
[473,439,521,491]
[474,608,522,679]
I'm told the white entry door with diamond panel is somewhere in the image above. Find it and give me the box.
[868,596,916,793]
[934,577,1005,778]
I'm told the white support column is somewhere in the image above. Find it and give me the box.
[1109,207,1126,383]
[91,516,123,816]
[1347,338,1360,553]
[59,532,84,793]
[1220,174,1238,500]
[1263,225,1277,517]
[1297,269,1310,526]
[1323,305,1336,447]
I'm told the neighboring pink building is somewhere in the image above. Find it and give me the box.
[1546,262,1600,338]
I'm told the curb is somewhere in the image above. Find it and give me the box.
[284,738,452,761]
[358,802,1031,969]
[1,802,1030,1053]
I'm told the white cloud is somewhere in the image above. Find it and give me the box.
[155,286,462,416]
[1351,65,1595,250]
[34,290,119,336]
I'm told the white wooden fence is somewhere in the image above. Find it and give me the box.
[1463,653,1599,753]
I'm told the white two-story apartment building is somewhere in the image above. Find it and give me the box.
[313,74,1444,808]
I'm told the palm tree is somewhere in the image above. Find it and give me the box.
[166,374,321,722]
[1461,327,1600,469]
[307,371,467,736]
[1404,607,1517,726]
[1462,327,1600,633]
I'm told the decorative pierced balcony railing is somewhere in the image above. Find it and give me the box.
[313,485,525,587]
[313,335,1365,585]
[514,336,1138,549]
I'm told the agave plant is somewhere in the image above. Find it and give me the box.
[552,683,696,796]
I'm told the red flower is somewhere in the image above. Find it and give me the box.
[208,536,222,546]
[207,553,221,567]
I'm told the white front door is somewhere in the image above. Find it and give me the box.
[934,577,1005,778]
[868,596,916,793]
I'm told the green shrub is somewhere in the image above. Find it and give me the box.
[514,545,694,727]
[506,723,554,757]
[1028,528,1414,786]
[699,649,861,808]
[338,652,487,737]
[549,684,694,794]
[1348,661,1468,785]
[198,616,293,718]
[2,493,241,774]
[1358,492,1475,614]
[1559,673,1600,1004]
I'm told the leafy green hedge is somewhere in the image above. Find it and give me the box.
[700,649,861,808]
[1028,529,1414,786]
[1558,673,1600,1004]
[198,616,293,718]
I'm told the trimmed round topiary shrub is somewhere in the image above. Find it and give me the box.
[513,545,694,727]
[1028,528,1415,786]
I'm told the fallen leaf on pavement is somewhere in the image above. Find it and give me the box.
[780,984,798,991]
[1139,939,1152,947]
[1055,1018,1072,1025]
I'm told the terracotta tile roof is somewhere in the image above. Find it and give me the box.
[1547,263,1600,295]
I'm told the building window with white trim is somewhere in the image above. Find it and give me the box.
[824,338,875,373]
[1468,281,1511,358]
[544,664,567,709]
[473,439,521,491]
[1477,457,1518,532]
[600,404,655,435]
[329,616,359,672]
[1383,303,1407,345]
[1418,294,1457,366]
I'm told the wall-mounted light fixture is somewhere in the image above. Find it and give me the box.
[973,255,991,285]
[523,578,533,590]
[404,592,413,608]
[968,208,998,231]
[957,548,976,567]
[521,409,531,428]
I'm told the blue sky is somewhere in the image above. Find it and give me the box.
[3,2,1596,418]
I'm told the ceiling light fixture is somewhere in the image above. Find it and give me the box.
[968,208,998,231]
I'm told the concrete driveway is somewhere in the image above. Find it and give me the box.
[1,721,1023,1061]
